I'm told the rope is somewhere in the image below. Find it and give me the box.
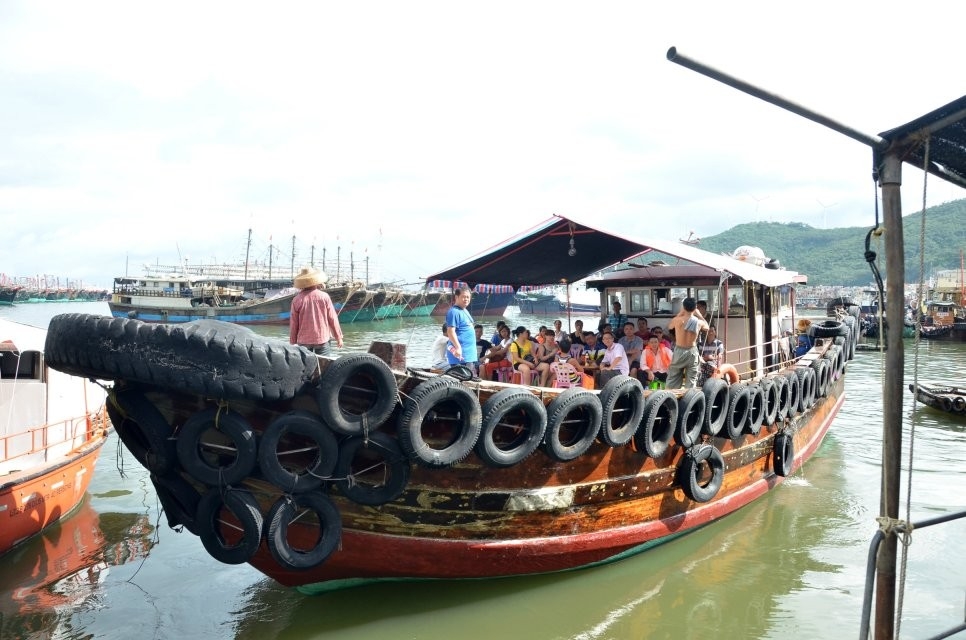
[894,135,931,638]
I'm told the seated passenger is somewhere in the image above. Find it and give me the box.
[599,330,629,376]
[482,324,513,380]
[430,323,450,369]
[700,325,724,367]
[509,326,549,386]
[794,318,813,357]
[643,335,673,384]
[581,331,606,367]
[549,338,590,388]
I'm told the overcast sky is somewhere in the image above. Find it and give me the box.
[2,1,963,290]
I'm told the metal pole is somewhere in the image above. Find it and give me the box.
[875,152,904,640]
[666,47,884,150]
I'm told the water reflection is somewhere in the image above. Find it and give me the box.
[0,495,155,640]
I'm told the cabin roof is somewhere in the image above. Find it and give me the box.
[426,215,801,290]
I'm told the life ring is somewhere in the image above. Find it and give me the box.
[760,377,779,426]
[716,363,740,385]
[634,390,678,458]
[265,493,342,571]
[773,432,795,477]
[675,388,706,447]
[701,378,729,437]
[811,319,848,338]
[150,472,203,535]
[598,375,646,447]
[334,431,411,504]
[396,376,482,467]
[795,367,816,412]
[745,384,765,435]
[195,487,264,565]
[176,407,257,486]
[107,386,177,475]
[773,374,790,423]
[475,388,548,467]
[677,443,725,502]
[542,388,602,462]
[783,371,801,419]
[315,353,399,436]
[724,384,750,439]
[258,410,339,493]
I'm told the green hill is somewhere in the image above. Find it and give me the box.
[693,199,966,285]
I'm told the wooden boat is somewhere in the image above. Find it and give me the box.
[908,382,966,416]
[0,286,20,306]
[0,318,110,555]
[42,216,853,593]
[918,299,966,341]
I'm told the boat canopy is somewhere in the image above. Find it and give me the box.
[425,214,801,290]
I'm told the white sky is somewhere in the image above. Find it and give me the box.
[2,1,964,289]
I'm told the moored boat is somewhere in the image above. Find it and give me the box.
[908,382,966,416]
[108,275,298,325]
[43,216,854,593]
[0,318,110,555]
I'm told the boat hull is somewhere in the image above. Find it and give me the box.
[0,428,106,554]
[42,312,849,592]
[108,293,296,325]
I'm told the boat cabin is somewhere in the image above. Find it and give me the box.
[586,263,798,379]
[112,276,246,309]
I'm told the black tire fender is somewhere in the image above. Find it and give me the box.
[773,375,790,423]
[265,493,342,571]
[634,390,677,458]
[724,385,750,440]
[176,408,258,486]
[701,378,729,437]
[675,388,706,447]
[774,432,795,477]
[810,358,829,400]
[677,443,725,502]
[258,410,338,493]
[811,320,848,338]
[334,431,411,505]
[784,371,801,419]
[195,488,263,565]
[795,367,816,412]
[542,388,602,462]
[598,375,646,447]
[108,386,177,475]
[745,384,765,435]
[44,313,318,401]
[396,376,482,467]
[760,377,779,427]
[476,388,548,467]
[315,353,399,436]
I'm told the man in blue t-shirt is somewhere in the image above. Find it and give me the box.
[445,287,477,367]
[606,300,628,331]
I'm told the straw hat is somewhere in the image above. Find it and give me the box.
[294,267,327,289]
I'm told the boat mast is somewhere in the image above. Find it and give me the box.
[244,228,252,281]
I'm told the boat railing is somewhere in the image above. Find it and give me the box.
[859,509,966,639]
[0,406,107,468]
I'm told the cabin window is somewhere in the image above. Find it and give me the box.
[0,351,40,380]
[627,290,652,315]
[728,289,746,311]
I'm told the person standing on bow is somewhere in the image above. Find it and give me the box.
[445,287,477,369]
[666,297,709,389]
[290,267,343,356]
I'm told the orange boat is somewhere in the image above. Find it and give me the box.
[0,318,109,555]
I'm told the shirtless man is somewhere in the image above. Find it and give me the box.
[666,297,709,389]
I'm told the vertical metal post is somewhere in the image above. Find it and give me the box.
[876,152,904,640]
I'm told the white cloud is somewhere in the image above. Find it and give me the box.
[1,0,964,288]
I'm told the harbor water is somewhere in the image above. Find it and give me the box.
[2,302,965,639]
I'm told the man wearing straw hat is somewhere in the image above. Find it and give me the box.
[290,267,343,356]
